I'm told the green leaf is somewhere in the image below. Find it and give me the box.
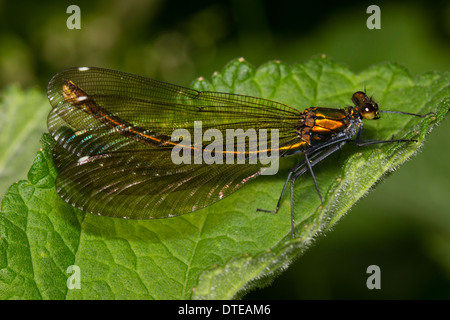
[1,57,449,299]
[0,85,48,197]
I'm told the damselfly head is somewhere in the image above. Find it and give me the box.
[352,91,380,120]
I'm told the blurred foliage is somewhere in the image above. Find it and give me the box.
[0,0,449,299]
[0,0,449,89]
[0,86,48,195]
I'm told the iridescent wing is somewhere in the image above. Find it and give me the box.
[47,67,303,218]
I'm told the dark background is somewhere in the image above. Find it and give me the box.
[0,0,449,299]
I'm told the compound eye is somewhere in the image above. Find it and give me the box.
[351,91,368,105]
[361,103,377,119]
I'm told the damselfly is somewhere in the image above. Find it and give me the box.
[47,67,433,237]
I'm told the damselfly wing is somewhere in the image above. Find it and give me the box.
[47,68,301,217]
